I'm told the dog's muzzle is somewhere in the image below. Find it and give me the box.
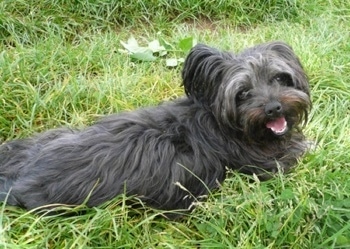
[264,101,288,135]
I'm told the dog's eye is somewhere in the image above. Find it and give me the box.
[237,90,251,101]
[273,73,294,87]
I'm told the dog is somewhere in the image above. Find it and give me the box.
[0,41,311,213]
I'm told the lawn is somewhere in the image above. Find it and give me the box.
[0,0,350,248]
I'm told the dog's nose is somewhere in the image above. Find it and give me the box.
[264,101,283,117]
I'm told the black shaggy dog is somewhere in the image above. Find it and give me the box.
[0,41,311,212]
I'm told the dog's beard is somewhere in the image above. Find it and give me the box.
[236,88,310,143]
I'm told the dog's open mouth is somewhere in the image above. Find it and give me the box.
[266,117,288,135]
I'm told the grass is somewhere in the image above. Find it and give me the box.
[0,0,350,248]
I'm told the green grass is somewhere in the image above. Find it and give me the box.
[1,0,350,248]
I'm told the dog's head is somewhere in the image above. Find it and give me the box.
[182,41,311,141]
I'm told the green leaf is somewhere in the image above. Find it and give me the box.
[148,40,166,55]
[166,58,185,67]
[159,38,174,51]
[177,58,185,63]
[120,36,140,53]
[166,58,178,67]
[178,37,196,52]
[130,51,156,62]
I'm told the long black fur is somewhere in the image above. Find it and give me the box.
[0,41,311,212]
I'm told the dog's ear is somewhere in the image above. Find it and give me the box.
[263,41,310,95]
[182,44,233,104]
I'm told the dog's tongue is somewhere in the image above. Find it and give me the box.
[266,117,287,135]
